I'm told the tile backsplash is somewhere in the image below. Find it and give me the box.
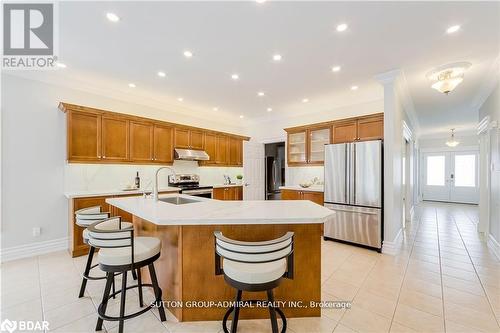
[64,160,243,192]
[286,166,324,186]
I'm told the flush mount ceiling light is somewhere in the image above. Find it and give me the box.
[446,128,460,147]
[257,91,265,97]
[256,0,266,3]
[183,50,193,58]
[106,12,120,22]
[331,66,341,72]
[446,25,461,34]
[231,74,239,80]
[267,107,273,112]
[177,97,184,102]
[336,23,348,32]
[273,54,282,62]
[239,115,244,119]
[351,85,358,90]
[302,98,309,103]
[213,107,219,111]
[426,62,471,94]
[56,62,67,68]
[128,83,136,88]
[157,71,166,78]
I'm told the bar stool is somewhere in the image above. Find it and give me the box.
[87,217,166,333]
[75,206,114,298]
[214,231,294,333]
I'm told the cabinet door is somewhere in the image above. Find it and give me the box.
[332,121,357,143]
[130,121,153,162]
[174,128,190,149]
[216,135,229,165]
[213,188,226,200]
[357,116,384,141]
[302,191,324,205]
[153,124,174,163]
[190,130,204,150]
[234,186,243,200]
[101,116,129,161]
[287,131,307,165]
[281,189,301,200]
[229,137,243,166]
[68,110,101,161]
[203,132,217,165]
[308,127,331,164]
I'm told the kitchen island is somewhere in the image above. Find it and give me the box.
[106,194,334,322]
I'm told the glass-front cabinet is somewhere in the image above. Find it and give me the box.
[288,131,307,164]
[308,127,331,164]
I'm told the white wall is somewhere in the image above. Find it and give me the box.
[1,74,245,251]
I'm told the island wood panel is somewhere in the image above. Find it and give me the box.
[133,217,321,322]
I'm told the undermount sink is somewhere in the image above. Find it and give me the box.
[159,196,201,205]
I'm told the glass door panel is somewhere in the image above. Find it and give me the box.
[450,152,479,204]
[288,131,307,163]
[309,128,331,163]
[422,153,450,201]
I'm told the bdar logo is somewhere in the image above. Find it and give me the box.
[3,3,54,56]
[0,319,17,333]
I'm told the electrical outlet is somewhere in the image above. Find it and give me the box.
[33,227,41,237]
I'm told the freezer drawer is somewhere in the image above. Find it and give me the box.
[324,203,381,249]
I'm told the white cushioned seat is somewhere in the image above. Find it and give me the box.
[223,258,287,284]
[98,237,161,266]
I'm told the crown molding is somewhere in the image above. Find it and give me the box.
[471,54,500,111]
[374,69,402,85]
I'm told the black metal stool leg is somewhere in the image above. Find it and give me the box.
[112,273,116,299]
[95,272,113,331]
[230,290,242,333]
[137,268,144,307]
[118,271,128,333]
[267,290,279,333]
[149,263,166,321]
[78,245,95,298]
[131,269,137,280]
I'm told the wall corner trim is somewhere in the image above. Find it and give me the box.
[0,237,68,263]
[487,234,500,261]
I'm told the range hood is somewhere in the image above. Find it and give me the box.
[174,148,210,161]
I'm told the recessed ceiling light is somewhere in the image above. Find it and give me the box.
[106,12,120,22]
[157,71,166,78]
[213,107,219,111]
[336,23,348,32]
[257,91,265,97]
[56,62,67,68]
[302,98,309,103]
[351,85,359,91]
[331,66,341,72]
[177,97,184,102]
[231,74,240,80]
[446,25,461,34]
[183,50,193,58]
[128,83,136,88]
[273,54,282,62]
[256,0,266,3]
[239,115,244,119]
[267,107,273,112]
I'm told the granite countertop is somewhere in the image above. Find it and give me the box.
[106,194,334,226]
[279,185,324,192]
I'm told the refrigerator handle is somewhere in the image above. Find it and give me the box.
[271,160,277,190]
[353,143,356,204]
[345,144,349,204]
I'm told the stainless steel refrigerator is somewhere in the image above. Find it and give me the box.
[324,140,383,251]
[265,143,285,200]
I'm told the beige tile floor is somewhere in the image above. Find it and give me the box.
[1,202,499,332]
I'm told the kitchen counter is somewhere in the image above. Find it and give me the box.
[106,193,333,225]
[64,187,180,199]
[209,183,243,188]
[279,185,324,192]
[107,194,331,321]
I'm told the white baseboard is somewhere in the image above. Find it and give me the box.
[487,234,500,261]
[382,228,403,256]
[0,237,68,263]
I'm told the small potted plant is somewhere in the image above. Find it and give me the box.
[236,174,243,185]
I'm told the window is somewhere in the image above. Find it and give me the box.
[454,155,476,187]
[426,155,445,186]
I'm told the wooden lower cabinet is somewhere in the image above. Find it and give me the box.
[281,189,324,205]
[213,186,243,200]
[68,191,177,257]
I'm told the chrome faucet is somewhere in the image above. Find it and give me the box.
[153,167,176,201]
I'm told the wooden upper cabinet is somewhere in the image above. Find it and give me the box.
[229,137,243,166]
[203,132,217,165]
[216,135,229,164]
[153,124,174,164]
[287,130,307,165]
[101,116,129,161]
[357,115,383,141]
[130,121,153,162]
[332,121,357,143]
[68,110,101,161]
[308,126,331,164]
[174,128,204,150]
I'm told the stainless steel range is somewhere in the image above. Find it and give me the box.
[168,174,213,198]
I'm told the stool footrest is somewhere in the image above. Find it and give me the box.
[222,299,287,333]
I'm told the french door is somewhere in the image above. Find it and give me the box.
[422,151,479,204]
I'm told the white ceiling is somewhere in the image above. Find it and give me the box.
[8,1,500,134]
